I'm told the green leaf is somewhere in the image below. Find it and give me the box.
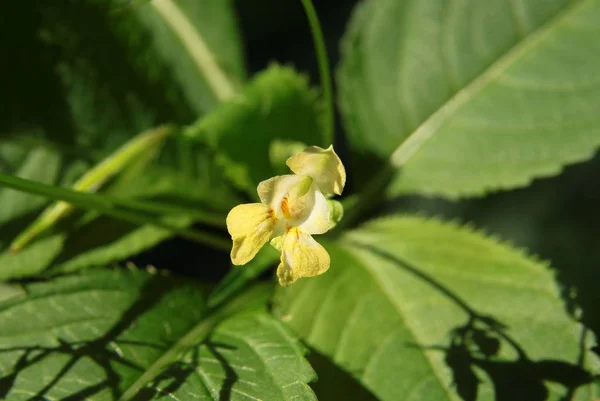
[339,0,600,198]
[0,0,245,275]
[186,65,327,193]
[0,142,72,280]
[9,126,174,253]
[46,161,236,274]
[0,0,244,169]
[0,154,235,280]
[138,311,317,401]
[0,177,232,279]
[2,0,244,161]
[50,215,195,273]
[0,0,243,281]
[38,0,244,143]
[0,145,62,225]
[0,268,316,400]
[274,216,600,401]
[0,142,71,280]
[130,0,244,105]
[0,132,237,280]
[0,236,65,281]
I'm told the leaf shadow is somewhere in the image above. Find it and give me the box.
[51,214,142,265]
[307,347,379,401]
[0,272,248,401]
[0,274,178,400]
[131,341,239,401]
[353,243,598,401]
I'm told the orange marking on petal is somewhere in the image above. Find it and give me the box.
[281,196,291,218]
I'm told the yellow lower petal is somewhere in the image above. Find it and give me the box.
[276,228,330,287]
[227,203,276,265]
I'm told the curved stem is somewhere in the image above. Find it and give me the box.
[7,126,225,251]
[0,173,230,252]
[300,0,334,145]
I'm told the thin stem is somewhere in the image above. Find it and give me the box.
[109,197,225,228]
[10,126,173,251]
[70,126,172,195]
[9,126,225,251]
[0,173,230,252]
[300,0,334,145]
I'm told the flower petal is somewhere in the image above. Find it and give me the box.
[298,186,331,235]
[276,228,330,287]
[286,145,346,195]
[226,203,276,265]
[258,174,315,223]
[257,175,304,210]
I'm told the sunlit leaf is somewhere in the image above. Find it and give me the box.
[274,216,600,401]
[0,268,316,401]
[339,0,600,198]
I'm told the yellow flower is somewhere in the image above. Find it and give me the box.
[226,145,346,286]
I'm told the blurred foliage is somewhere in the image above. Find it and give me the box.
[186,65,326,193]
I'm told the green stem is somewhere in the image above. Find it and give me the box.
[300,0,334,145]
[9,126,225,251]
[70,126,172,194]
[10,126,173,251]
[0,173,230,252]
[109,197,225,228]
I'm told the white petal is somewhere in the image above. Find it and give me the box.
[257,174,316,224]
[298,186,331,235]
[257,175,303,211]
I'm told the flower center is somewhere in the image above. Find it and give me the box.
[277,176,314,223]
